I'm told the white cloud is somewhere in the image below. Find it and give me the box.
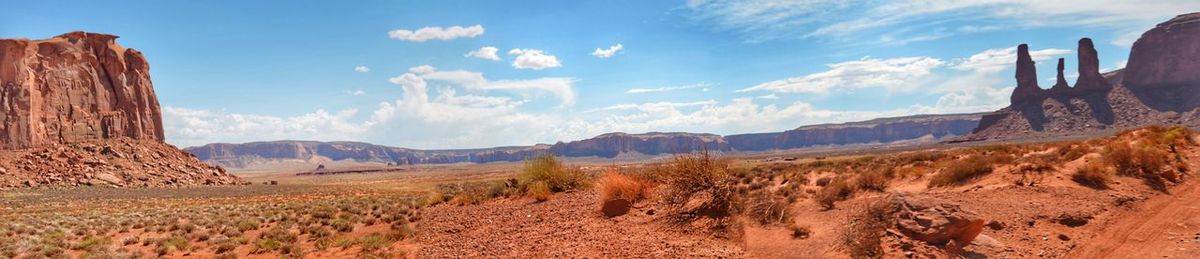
[508,48,562,70]
[354,66,370,73]
[408,65,437,74]
[388,25,485,42]
[392,65,576,106]
[684,0,1198,44]
[626,83,712,94]
[757,94,779,100]
[587,100,718,112]
[346,90,366,96]
[465,46,501,61]
[739,56,945,94]
[952,46,1071,74]
[591,43,624,58]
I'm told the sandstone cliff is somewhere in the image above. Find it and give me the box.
[1,32,164,149]
[970,12,1200,139]
[0,32,239,188]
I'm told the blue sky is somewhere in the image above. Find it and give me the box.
[3,0,1196,149]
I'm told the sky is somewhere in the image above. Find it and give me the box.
[3,0,1197,149]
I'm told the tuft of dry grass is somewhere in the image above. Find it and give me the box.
[929,155,997,187]
[597,171,650,204]
[528,181,552,202]
[1072,162,1112,190]
[842,200,891,258]
[815,176,854,210]
[519,154,590,199]
[660,150,739,217]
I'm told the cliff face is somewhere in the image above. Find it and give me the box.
[970,12,1200,139]
[0,32,164,149]
[0,32,239,188]
[1124,13,1200,89]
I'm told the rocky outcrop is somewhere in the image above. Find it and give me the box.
[1,32,164,149]
[1073,38,1111,92]
[1050,58,1070,93]
[549,132,728,158]
[970,12,1200,139]
[888,195,986,246]
[1010,44,1044,105]
[0,32,239,188]
[1124,13,1200,88]
[727,113,982,151]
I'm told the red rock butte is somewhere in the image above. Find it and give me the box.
[0,31,164,149]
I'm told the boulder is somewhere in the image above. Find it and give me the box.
[890,195,986,246]
[600,198,633,218]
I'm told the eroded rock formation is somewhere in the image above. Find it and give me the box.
[0,31,164,149]
[0,32,240,188]
[1010,44,1044,105]
[970,12,1200,139]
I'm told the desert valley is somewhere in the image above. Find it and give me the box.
[4,3,1200,259]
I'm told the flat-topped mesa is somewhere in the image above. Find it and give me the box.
[1073,38,1110,91]
[1010,44,1045,105]
[0,31,164,149]
[1050,58,1071,93]
[1124,12,1200,88]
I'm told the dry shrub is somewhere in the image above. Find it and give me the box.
[787,223,812,239]
[842,200,891,258]
[929,155,995,187]
[597,171,649,204]
[1072,162,1112,190]
[744,191,793,225]
[1104,142,1173,191]
[815,176,854,210]
[520,154,590,194]
[660,150,739,217]
[854,168,892,192]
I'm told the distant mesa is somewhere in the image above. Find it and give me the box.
[971,12,1200,139]
[0,31,241,188]
[187,113,981,171]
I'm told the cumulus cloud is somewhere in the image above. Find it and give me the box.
[591,43,624,58]
[739,56,945,94]
[508,48,562,70]
[388,25,485,42]
[354,66,370,73]
[626,83,712,94]
[465,46,501,61]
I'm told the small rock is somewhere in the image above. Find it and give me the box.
[1058,233,1071,241]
